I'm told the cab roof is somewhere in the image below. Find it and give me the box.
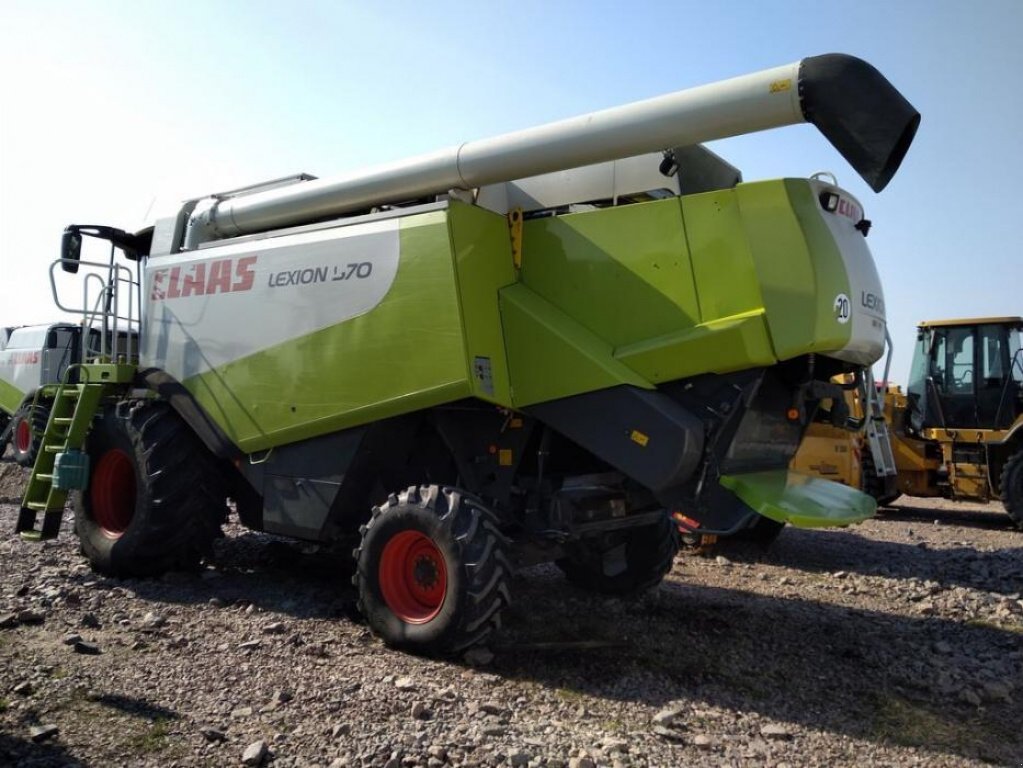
[918,316,1023,329]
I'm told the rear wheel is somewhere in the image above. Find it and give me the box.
[74,403,227,576]
[731,515,785,545]
[10,403,50,468]
[1000,450,1023,530]
[0,412,10,454]
[557,512,678,595]
[354,485,512,655]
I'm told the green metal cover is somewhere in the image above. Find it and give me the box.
[720,469,876,528]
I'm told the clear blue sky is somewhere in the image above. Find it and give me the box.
[1,0,1020,385]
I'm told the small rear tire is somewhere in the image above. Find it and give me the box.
[557,512,678,595]
[74,403,227,576]
[10,403,50,468]
[354,485,512,655]
[1000,450,1023,530]
[731,515,785,546]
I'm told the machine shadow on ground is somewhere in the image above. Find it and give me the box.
[879,502,1015,531]
[497,566,1022,765]
[75,526,1023,766]
[718,525,1023,597]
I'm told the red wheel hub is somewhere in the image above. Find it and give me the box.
[14,419,32,454]
[378,530,447,623]
[90,449,136,539]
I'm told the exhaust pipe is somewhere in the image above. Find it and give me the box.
[185,53,918,247]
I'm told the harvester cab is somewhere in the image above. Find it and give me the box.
[17,54,920,653]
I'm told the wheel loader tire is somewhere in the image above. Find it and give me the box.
[74,403,227,577]
[1000,450,1023,530]
[10,402,50,468]
[354,485,512,655]
[557,512,679,595]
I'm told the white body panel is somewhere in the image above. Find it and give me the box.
[0,326,47,399]
[143,219,401,380]
[808,180,886,365]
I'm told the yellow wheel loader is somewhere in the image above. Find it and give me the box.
[795,317,1023,528]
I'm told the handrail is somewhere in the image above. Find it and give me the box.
[49,256,140,365]
[993,347,1023,429]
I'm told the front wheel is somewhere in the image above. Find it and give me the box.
[74,403,228,576]
[1001,450,1023,530]
[354,485,512,655]
[10,402,50,468]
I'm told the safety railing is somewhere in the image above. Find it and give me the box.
[49,257,140,365]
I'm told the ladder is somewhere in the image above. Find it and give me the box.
[861,366,897,480]
[16,363,133,541]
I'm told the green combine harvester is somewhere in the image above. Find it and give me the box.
[17,54,918,654]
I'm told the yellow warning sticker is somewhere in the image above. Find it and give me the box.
[630,430,649,447]
[769,78,792,94]
[498,449,513,466]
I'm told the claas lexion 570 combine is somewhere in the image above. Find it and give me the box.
[16,54,918,654]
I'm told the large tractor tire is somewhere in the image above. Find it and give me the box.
[0,412,10,455]
[74,403,228,577]
[1000,450,1023,530]
[10,402,50,468]
[557,512,679,595]
[354,485,512,655]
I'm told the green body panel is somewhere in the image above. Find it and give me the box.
[737,180,852,359]
[615,309,775,381]
[720,469,876,528]
[679,188,763,324]
[0,377,25,415]
[505,181,853,388]
[187,212,473,453]
[446,202,518,406]
[500,284,652,406]
[518,198,701,348]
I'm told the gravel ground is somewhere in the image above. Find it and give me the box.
[1,459,1021,768]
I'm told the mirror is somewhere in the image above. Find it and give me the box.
[61,229,82,274]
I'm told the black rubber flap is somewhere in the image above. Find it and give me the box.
[799,54,920,192]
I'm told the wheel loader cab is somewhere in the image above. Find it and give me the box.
[907,318,1023,431]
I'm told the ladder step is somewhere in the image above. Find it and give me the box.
[35,474,54,482]
[53,417,73,426]
[24,501,48,511]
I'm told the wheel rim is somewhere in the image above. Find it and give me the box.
[14,419,32,454]
[90,449,136,539]
[378,530,447,623]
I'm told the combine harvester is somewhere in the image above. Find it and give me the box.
[0,322,107,466]
[17,54,918,654]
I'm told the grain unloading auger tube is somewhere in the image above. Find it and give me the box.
[25,53,919,655]
[177,53,918,249]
